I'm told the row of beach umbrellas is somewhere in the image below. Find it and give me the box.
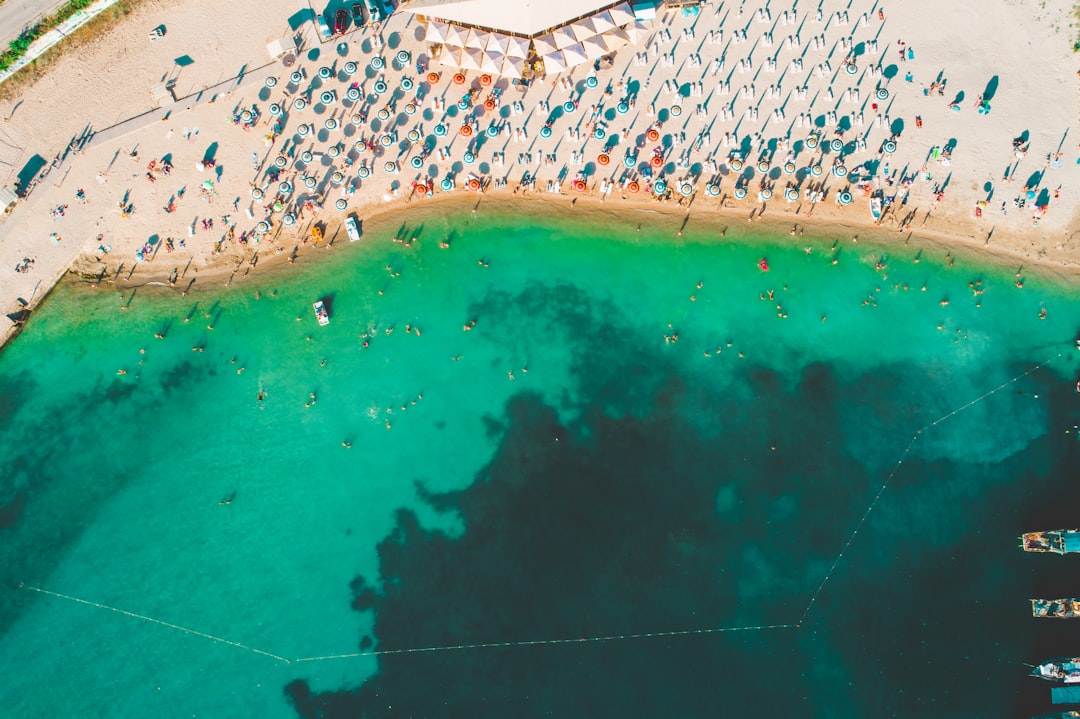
[436,47,526,78]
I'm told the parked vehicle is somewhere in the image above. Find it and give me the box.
[334,8,349,34]
[352,3,366,25]
[365,0,381,24]
[315,14,332,41]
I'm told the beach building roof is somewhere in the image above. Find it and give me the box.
[266,36,297,59]
[403,0,631,38]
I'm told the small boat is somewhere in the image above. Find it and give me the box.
[758,258,769,272]
[1030,712,1080,718]
[313,300,329,326]
[1022,529,1080,554]
[1033,658,1080,683]
[1032,598,1080,619]
[870,196,882,220]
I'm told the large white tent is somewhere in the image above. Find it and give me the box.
[403,0,622,38]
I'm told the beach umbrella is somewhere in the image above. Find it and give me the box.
[256,221,270,234]
[486,124,499,137]
[324,118,339,130]
[463,28,489,50]
[351,113,363,126]
[561,43,588,68]
[532,33,557,55]
[265,76,277,89]
[505,35,531,59]
[434,123,447,136]
[785,188,799,201]
[320,90,335,105]
[500,56,524,79]
[201,179,215,191]
[344,61,358,76]
[396,50,411,65]
[369,56,384,70]
[617,101,628,114]
[609,2,635,25]
[335,199,347,210]
[680,182,694,196]
[373,80,387,94]
[346,87,361,101]
[670,104,683,117]
[653,180,667,194]
[274,155,287,168]
[460,48,483,71]
[410,156,424,169]
[328,145,341,158]
[600,28,630,51]
[279,181,293,194]
[441,177,453,191]
[553,26,577,49]
[251,187,264,200]
[622,20,650,43]
[463,151,475,164]
[485,32,510,54]
[437,48,463,69]
[331,171,344,185]
[442,23,465,48]
[304,176,317,188]
[706,183,721,197]
[479,51,502,74]
[401,76,415,90]
[540,125,552,138]
[357,165,371,178]
[318,66,332,79]
[269,103,283,116]
[569,21,595,43]
[283,213,296,225]
[589,10,617,33]
[734,186,747,199]
[542,52,566,74]
[293,97,307,111]
[289,70,303,84]
[377,108,391,121]
[582,36,607,60]
[407,129,421,143]
[300,150,315,164]
[424,19,448,43]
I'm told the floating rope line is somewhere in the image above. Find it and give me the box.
[17,355,1064,663]
[19,584,291,664]
[798,354,1060,625]
[291,623,799,663]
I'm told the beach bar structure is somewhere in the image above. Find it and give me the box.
[401,0,652,77]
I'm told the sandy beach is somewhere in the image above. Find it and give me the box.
[1,0,1078,348]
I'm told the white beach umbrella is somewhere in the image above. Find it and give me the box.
[461,47,484,71]
[485,32,510,54]
[533,33,558,54]
[600,28,630,51]
[424,19,448,43]
[442,23,465,48]
[581,35,607,59]
[436,46,464,68]
[623,20,651,44]
[505,35,531,58]
[569,20,595,43]
[463,28,488,50]
[500,55,524,79]
[542,52,566,74]
[479,50,503,74]
[609,2,635,25]
[553,25,578,49]
[560,43,588,67]
[588,10,617,33]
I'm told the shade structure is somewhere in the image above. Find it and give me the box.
[560,42,588,67]
[442,23,465,47]
[541,51,566,73]
[479,50,503,74]
[425,19,448,43]
[463,28,489,49]
[581,35,607,59]
[505,35,530,58]
[552,25,577,49]
[608,2,634,25]
[485,31,510,54]
[568,20,595,42]
[401,0,622,38]
[622,19,650,43]
[600,27,630,51]
[500,55,525,79]
[532,33,557,54]
[588,10,616,33]
[462,47,485,70]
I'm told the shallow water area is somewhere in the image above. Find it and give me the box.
[0,203,1079,718]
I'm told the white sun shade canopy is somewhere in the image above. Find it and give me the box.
[581,35,607,59]
[442,23,466,47]
[424,19,449,42]
[404,0,622,37]
[541,52,566,73]
[504,35,531,58]
[552,25,578,49]
[560,42,588,67]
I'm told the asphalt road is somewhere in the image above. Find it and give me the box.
[0,0,72,51]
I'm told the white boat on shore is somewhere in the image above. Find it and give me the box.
[313,300,329,326]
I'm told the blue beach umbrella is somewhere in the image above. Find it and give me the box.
[304,176,317,188]
[623,154,636,168]
[370,56,384,69]
[679,182,693,196]
[344,61,358,76]
[256,221,270,233]
[617,102,628,114]
[563,101,575,113]
[301,150,314,163]
[293,97,307,111]
[324,118,339,130]
[486,125,499,137]
[265,76,277,88]
[759,188,773,201]
[274,155,287,168]
[279,181,293,194]
[321,90,336,105]
[539,125,552,138]
[297,124,310,137]
[653,179,667,194]
[876,87,889,101]
[846,63,857,75]
[832,164,848,178]
[401,76,414,91]
[586,76,598,88]
[805,134,819,149]
[883,140,897,154]
[410,156,424,169]
[407,129,421,143]
[463,152,475,164]
[357,165,371,178]
[785,187,799,201]
[289,71,303,85]
[269,103,283,116]
[810,165,822,177]
[396,50,410,65]
[434,123,447,136]
[346,87,361,101]
[837,190,853,205]
[594,127,606,140]
[734,186,747,199]
[404,103,416,115]
[457,99,470,110]
[335,199,347,210]
[706,183,720,197]
[318,66,332,79]
[441,177,453,191]
[328,145,341,157]
[830,138,843,152]
[283,213,296,225]
[251,187,264,200]
[373,80,387,94]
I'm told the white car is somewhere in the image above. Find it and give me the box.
[345,216,361,242]
[315,14,333,42]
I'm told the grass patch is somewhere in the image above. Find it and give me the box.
[0,0,122,72]
[0,0,141,101]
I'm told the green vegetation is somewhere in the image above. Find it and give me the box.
[0,0,99,71]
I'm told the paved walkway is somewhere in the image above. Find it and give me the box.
[0,0,68,49]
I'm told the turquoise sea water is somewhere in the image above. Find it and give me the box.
[1,204,1079,718]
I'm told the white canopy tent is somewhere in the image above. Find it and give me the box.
[587,10,616,33]
[500,56,525,78]
[581,35,607,59]
[560,42,588,67]
[442,23,466,47]
[608,2,635,24]
[568,20,595,43]
[599,27,629,51]
[479,50,503,73]
[424,19,449,43]
[505,35,531,58]
[533,33,558,54]
[485,31,509,54]
[541,51,566,73]
[463,28,488,49]
[403,0,619,38]
[552,25,578,49]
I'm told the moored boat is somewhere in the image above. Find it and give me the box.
[313,300,329,326]
[1033,657,1080,683]
[1022,529,1080,554]
[1030,712,1080,718]
[870,196,882,220]
[1032,598,1080,619]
